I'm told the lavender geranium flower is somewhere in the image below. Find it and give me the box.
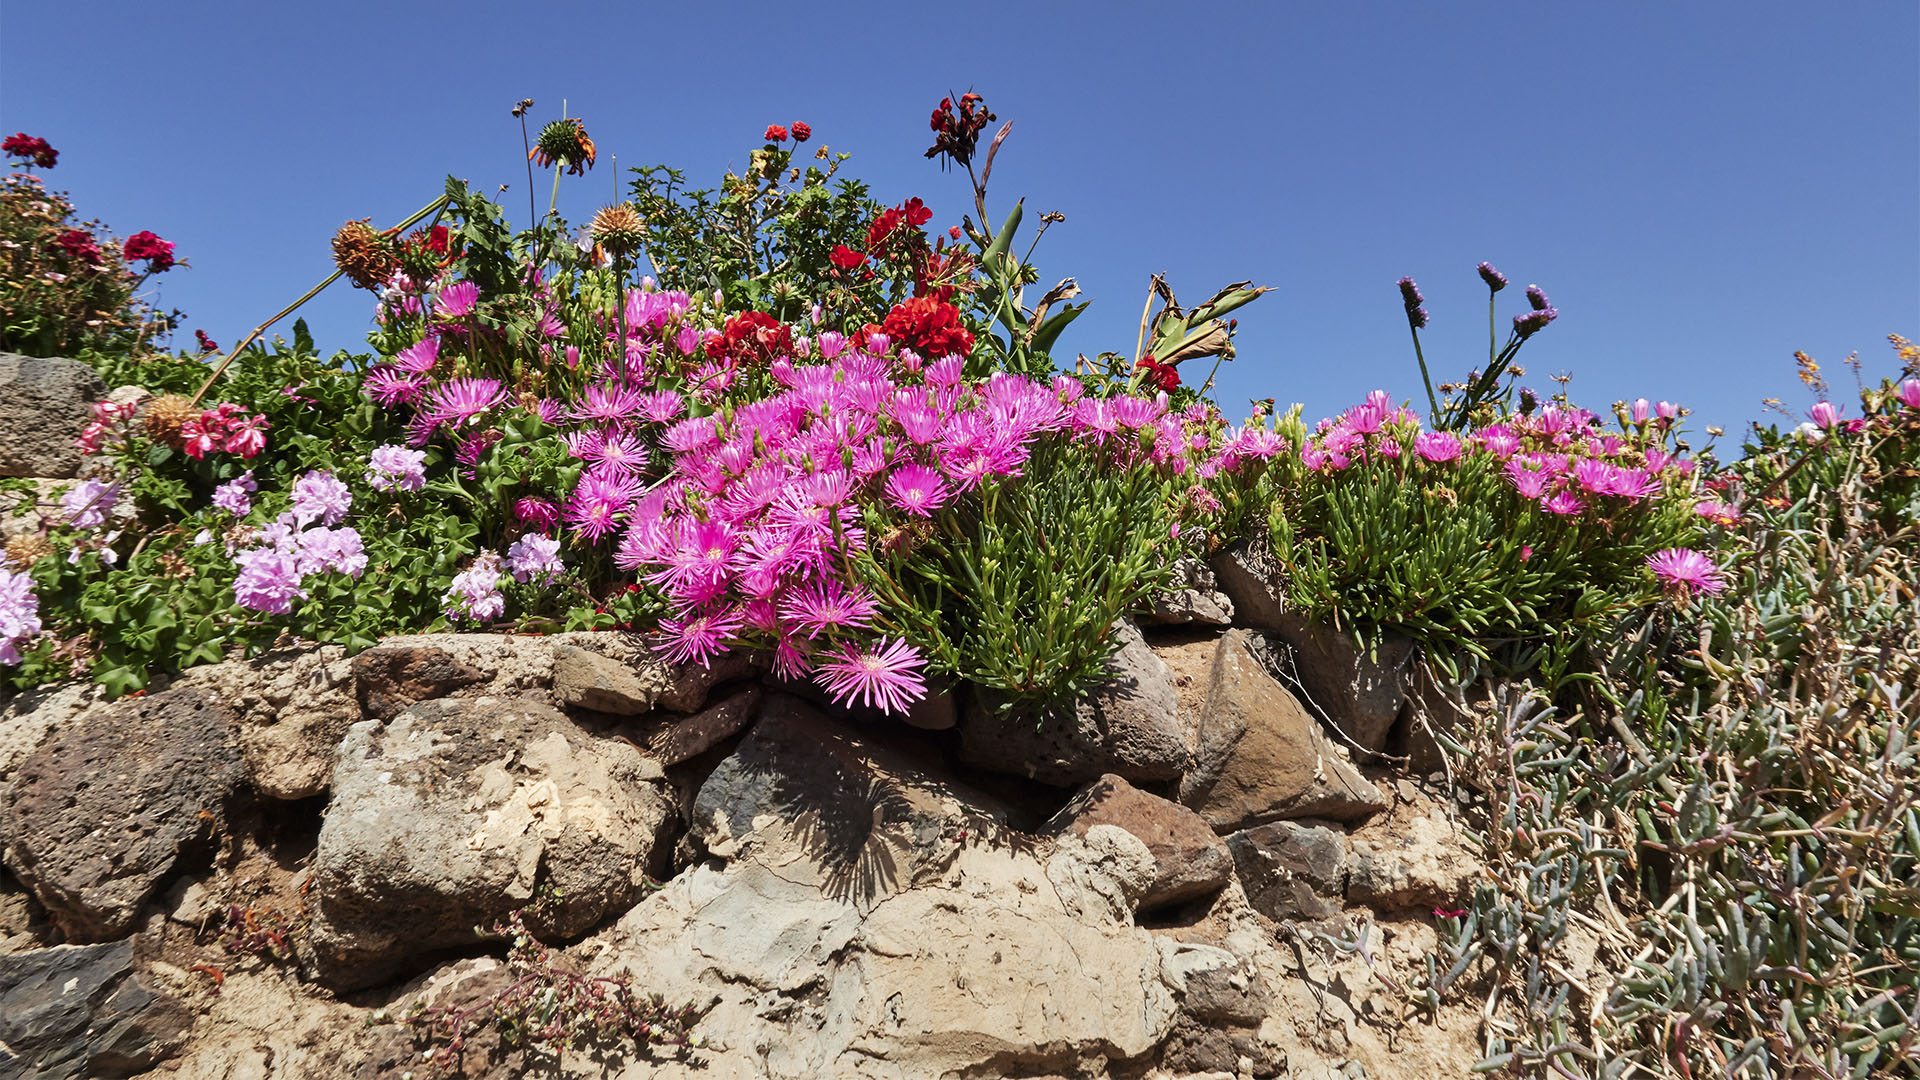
[443,551,505,622]
[0,567,42,664]
[232,547,307,615]
[1477,262,1508,291]
[297,526,367,578]
[506,533,563,585]
[290,470,352,527]
[61,479,118,529]
[366,444,427,492]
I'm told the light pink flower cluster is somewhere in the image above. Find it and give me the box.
[1297,391,1698,519]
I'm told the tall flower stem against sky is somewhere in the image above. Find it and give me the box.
[1410,321,1438,420]
[191,193,452,407]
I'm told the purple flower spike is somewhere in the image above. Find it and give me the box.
[1525,284,1551,311]
[1411,306,1431,329]
[1397,277,1424,309]
[1477,262,1508,291]
[1513,306,1558,340]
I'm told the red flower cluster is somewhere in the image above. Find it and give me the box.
[55,229,102,266]
[866,196,934,252]
[195,330,220,354]
[123,230,175,273]
[704,310,794,367]
[925,93,995,169]
[791,121,811,142]
[2,133,56,169]
[1135,356,1181,392]
[181,403,269,460]
[829,244,866,270]
[881,296,974,359]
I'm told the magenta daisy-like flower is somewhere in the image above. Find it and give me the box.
[426,378,507,429]
[813,636,928,715]
[1413,431,1463,464]
[392,335,441,375]
[884,463,951,517]
[778,579,878,638]
[656,604,744,668]
[363,365,426,408]
[1646,547,1727,599]
[569,382,647,427]
[435,281,480,320]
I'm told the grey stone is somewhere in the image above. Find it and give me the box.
[303,697,676,991]
[550,642,669,714]
[0,353,105,478]
[1228,818,1350,922]
[1144,557,1236,627]
[1179,631,1387,831]
[1045,773,1232,911]
[959,620,1188,787]
[0,688,242,941]
[1268,615,1418,753]
[0,939,191,1078]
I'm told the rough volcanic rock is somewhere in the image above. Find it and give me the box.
[1178,631,1386,831]
[958,620,1188,787]
[1,688,242,941]
[1143,556,1236,627]
[0,938,191,1078]
[175,645,359,800]
[648,687,762,766]
[550,642,670,714]
[1268,614,1419,753]
[1206,535,1291,631]
[350,641,487,721]
[1227,819,1350,922]
[0,353,105,479]
[303,697,677,991]
[1347,809,1483,912]
[660,647,769,714]
[582,711,1209,1079]
[1045,773,1232,912]
[0,679,103,786]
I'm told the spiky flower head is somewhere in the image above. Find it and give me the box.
[531,118,597,176]
[142,394,197,447]
[590,204,646,257]
[331,219,398,291]
[5,533,52,568]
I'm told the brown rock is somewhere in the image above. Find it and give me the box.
[1227,818,1349,922]
[1206,535,1291,630]
[1268,614,1418,753]
[649,686,762,765]
[550,642,669,714]
[1347,811,1483,911]
[0,689,243,941]
[351,642,486,721]
[1045,774,1232,911]
[1178,631,1386,831]
[959,620,1189,787]
[659,647,769,713]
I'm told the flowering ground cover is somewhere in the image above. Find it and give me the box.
[0,106,1917,1075]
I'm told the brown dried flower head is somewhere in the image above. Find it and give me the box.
[143,394,197,447]
[589,204,646,257]
[5,533,52,568]
[332,219,398,291]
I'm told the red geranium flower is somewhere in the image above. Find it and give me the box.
[705,310,794,367]
[1135,357,1181,392]
[791,122,811,142]
[882,296,973,359]
[829,244,866,270]
[763,124,789,143]
[55,229,102,266]
[2,133,56,169]
[123,230,176,273]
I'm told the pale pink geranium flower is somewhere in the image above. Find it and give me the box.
[1646,547,1727,599]
[814,636,927,714]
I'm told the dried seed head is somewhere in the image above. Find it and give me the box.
[590,204,646,256]
[5,533,52,568]
[331,219,398,291]
[143,394,197,447]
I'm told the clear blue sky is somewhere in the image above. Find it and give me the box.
[4,2,1915,441]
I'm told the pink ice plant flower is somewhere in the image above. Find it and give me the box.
[1899,380,1920,410]
[426,378,507,429]
[434,281,479,320]
[814,636,928,715]
[1646,547,1727,599]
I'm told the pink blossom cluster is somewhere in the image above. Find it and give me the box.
[1298,390,1698,519]
[75,397,141,456]
[182,403,269,460]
